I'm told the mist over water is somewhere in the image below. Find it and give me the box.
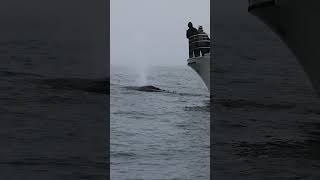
[131,32,150,86]
[136,68,148,86]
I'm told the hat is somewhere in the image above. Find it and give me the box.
[199,26,203,29]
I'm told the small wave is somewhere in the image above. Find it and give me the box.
[40,78,109,94]
[234,139,320,160]
[214,98,296,110]
[111,151,137,158]
[0,70,44,78]
[184,105,210,112]
[175,92,208,97]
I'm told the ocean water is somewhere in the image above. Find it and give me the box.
[110,65,210,180]
[0,40,108,179]
[212,16,320,179]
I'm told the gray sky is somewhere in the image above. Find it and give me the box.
[111,0,210,67]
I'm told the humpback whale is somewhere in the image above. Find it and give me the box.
[137,85,163,92]
[126,85,164,92]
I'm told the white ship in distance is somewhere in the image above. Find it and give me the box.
[248,0,320,95]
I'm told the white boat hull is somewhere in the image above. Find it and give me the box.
[187,54,210,90]
[249,0,320,95]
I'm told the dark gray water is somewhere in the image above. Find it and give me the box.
[213,14,320,179]
[111,65,210,179]
[0,40,108,179]
[0,1,108,179]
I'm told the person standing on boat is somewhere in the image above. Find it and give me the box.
[197,26,210,56]
[186,22,199,58]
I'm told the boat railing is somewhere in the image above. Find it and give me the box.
[189,34,210,51]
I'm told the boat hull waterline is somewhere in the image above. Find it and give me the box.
[187,53,210,90]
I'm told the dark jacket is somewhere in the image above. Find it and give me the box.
[186,27,198,39]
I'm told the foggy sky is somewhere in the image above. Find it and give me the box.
[111,0,210,66]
